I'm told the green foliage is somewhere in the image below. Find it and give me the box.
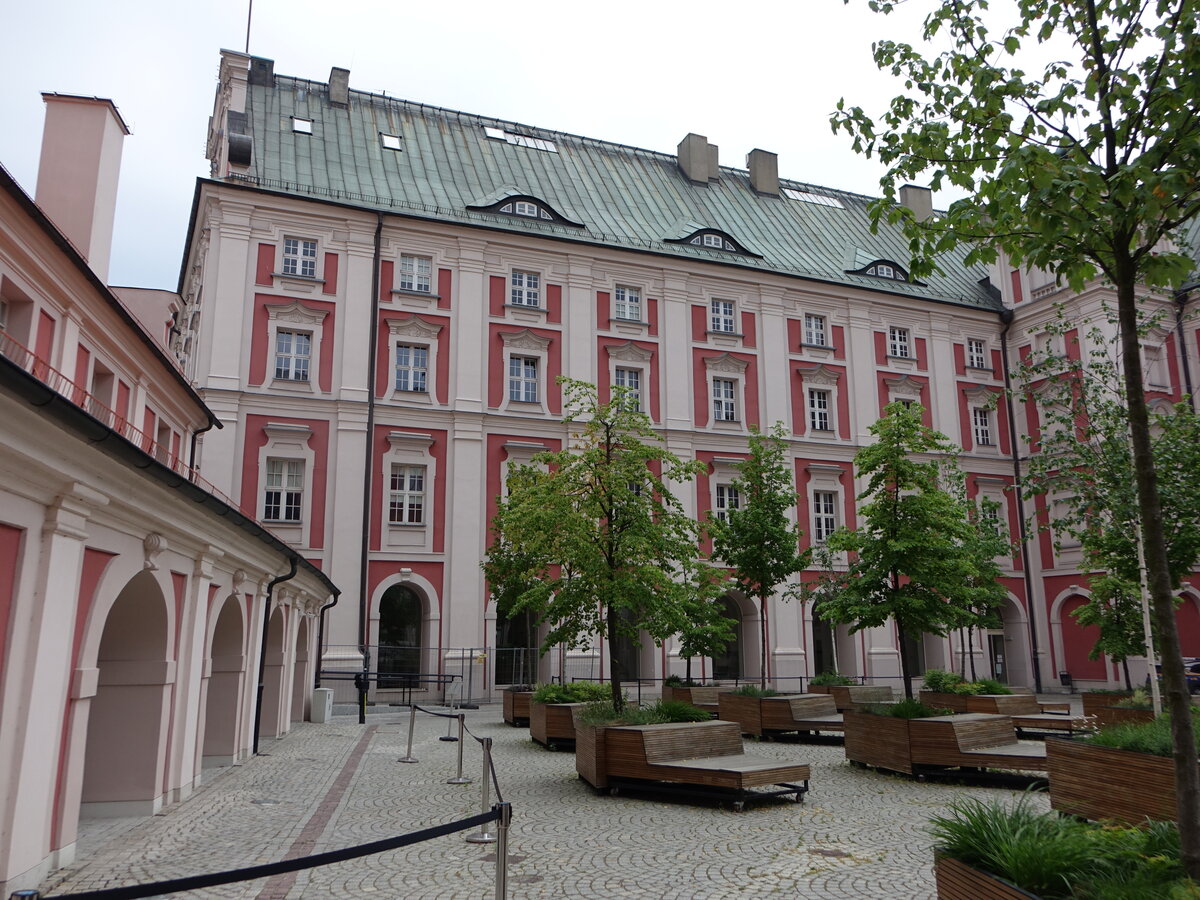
[972,678,1012,696]
[530,681,610,705]
[709,423,810,687]
[663,675,684,687]
[1113,688,1154,710]
[577,699,711,726]
[483,379,723,710]
[812,403,1008,696]
[931,797,1195,899]
[809,671,855,687]
[922,669,967,692]
[1088,714,1200,758]
[730,684,779,698]
[860,699,950,719]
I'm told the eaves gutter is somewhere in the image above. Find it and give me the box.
[0,355,336,597]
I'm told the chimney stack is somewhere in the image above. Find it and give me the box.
[35,94,129,283]
[329,67,350,107]
[747,149,779,196]
[899,183,934,221]
[677,133,709,183]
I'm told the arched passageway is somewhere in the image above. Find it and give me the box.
[291,617,310,722]
[379,584,423,686]
[203,596,245,766]
[259,608,286,739]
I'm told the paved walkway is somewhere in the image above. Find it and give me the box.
[37,705,1054,899]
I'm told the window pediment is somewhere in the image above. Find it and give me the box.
[607,341,653,363]
[266,300,328,327]
[883,374,924,398]
[704,352,749,375]
[500,328,551,353]
[388,316,443,340]
[796,364,841,386]
[387,430,435,450]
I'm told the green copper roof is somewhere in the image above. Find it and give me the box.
[232,72,1001,311]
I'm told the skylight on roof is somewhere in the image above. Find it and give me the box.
[292,117,313,135]
[483,126,557,153]
[380,133,402,151]
[782,188,843,209]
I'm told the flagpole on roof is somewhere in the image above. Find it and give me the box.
[245,0,253,54]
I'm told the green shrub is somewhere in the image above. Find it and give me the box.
[730,684,778,697]
[922,668,967,692]
[972,678,1013,695]
[810,671,854,686]
[1087,714,1200,757]
[1112,687,1153,710]
[860,698,950,718]
[578,698,710,727]
[931,797,1195,899]
[949,681,986,695]
[531,681,611,704]
[663,674,683,687]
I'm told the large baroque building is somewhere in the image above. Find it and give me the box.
[177,51,1200,701]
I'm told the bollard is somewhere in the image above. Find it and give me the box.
[398,704,418,764]
[464,737,496,843]
[446,714,471,784]
[494,801,513,899]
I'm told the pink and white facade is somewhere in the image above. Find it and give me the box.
[0,95,337,894]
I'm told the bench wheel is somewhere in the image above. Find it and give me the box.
[732,800,745,812]
[608,786,620,796]
[547,742,558,752]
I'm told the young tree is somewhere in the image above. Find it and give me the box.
[710,423,810,688]
[832,0,1200,870]
[674,567,737,684]
[1021,325,1200,688]
[482,378,718,710]
[958,495,1011,681]
[815,403,1008,698]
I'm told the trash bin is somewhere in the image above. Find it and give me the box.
[312,687,334,723]
[1059,671,1073,689]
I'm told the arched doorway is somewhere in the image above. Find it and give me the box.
[291,617,310,722]
[379,584,422,687]
[81,571,170,815]
[495,606,537,686]
[710,595,743,680]
[810,606,837,677]
[1059,594,1108,682]
[259,607,286,739]
[203,595,244,767]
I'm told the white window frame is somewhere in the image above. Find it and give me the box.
[1143,334,1172,389]
[812,490,838,543]
[258,422,314,541]
[510,270,541,307]
[710,299,736,334]
[394,343,429,393]
[798,364,841,437]
[398,254,433,293]
[705,353,749,429]
[389,464,427,525]
[967,338,988,370]
[606,341,653,421]
[500,329,551,412]
[803,313,827,347]
[509,355,539,403]
[713,377,737,422]
[613,285,642,322]
[972,407,994,446]
[282,237,318,278]
[265,301,328,393]
[383,431,436,550]
[888,326,911,359]
[614,366,642,412]
[264,458,305,523]
[388,317,442,404]
[808,387,832,432]
[715,483,741,522]
[274,328,312,382]
[807,463,848,554]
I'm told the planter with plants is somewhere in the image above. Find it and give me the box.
[1090,687,1155,728]
[843,699,951,775]
[716,684,785,736]
[660,675,730,714]
[1047,714,1200,824]
[931,796,1196,899]
[829,683,896,712]
[1080,688,1134,719]
[502,684,534,727]
[529,681,611,749]
[806,671,854,695]
[918,669,1013,714]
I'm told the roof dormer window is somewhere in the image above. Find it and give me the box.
[850,259,911,282]
[679,229,750,255]
[500,200,553,221]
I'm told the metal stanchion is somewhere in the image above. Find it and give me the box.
[10,892,41,899]
[494,801,512,899]
[440,681,461,742]
[464,737,496,843]
[398,705,418,764]
[447,714,471,784]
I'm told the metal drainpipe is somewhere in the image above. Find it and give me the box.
[254,556,298,755]
[1174,285,1196,412]
[187,417,220,479]
[356,212,385,725]
[999,308,1043,693]
[314,587,341,689]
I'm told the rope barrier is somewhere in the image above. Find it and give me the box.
[399,705,506,804]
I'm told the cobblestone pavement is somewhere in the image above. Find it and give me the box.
[37,705,1056,900]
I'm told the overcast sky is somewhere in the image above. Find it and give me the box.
[1,0,940,289]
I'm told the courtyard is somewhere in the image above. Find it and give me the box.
[36,703,1058,899]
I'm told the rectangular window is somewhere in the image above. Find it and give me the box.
[967,338,988,369]
[813,490,837,542]
[399,254,432,293]
[274,330,311,381]
[715,483,740,522]
[613,285,642,321]
[973,407,994,446]
[888,326,911,359]
[803,313,827,347]
[712,377,737,421]
[388,464,426,525]
[510,270,540,307]
[0,298,8,332]
[508,355,538,402]
[710,299,736,334]
[614,367,642,411]
[395,344,429,392]
[264,459,304,522]
[808,388,831,431]
[282,238,317,278]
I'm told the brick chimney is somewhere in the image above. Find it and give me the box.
[35,94,129,283]
[329,67,350,107]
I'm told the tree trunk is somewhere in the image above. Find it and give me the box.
[685,655,692,684]
[897,625,915,700]
[1115,268,1200,877]
[968,627,978,681]
[760,592,770,690]
[606,602,624,711]
[1122,657,1133,692]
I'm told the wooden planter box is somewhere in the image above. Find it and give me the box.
[807,684,834,695]
[1047,737,1179,824]
[934,854,1041,899]
[1082,691,1132,718]
[829,684,894,711]
[661,685,727,714]
[843,710,915,774]
[919,690,971,713]
[529,701,583,749]
[1092,705,1154,729]
[502,690,532,726]
[718,693,766,736]
[575,722,611,789]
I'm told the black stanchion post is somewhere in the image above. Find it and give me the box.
[494,801,512,899]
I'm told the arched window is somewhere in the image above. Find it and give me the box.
[379,585,422,686]
[710,596,743,680]
[851,259,910,282]
[679,229,750,254]
[499,199,554,220]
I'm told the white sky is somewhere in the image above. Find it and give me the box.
[0,0,940,289]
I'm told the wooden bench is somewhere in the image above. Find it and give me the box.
[597,720,810,810]
[829,684,894,711]
[761,694,844,737]
[965,695,1083,735]
[909,713,1048,771]
[664,685,728,716]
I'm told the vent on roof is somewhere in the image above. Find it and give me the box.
[483,126,557,153]
[783,188,843,209]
